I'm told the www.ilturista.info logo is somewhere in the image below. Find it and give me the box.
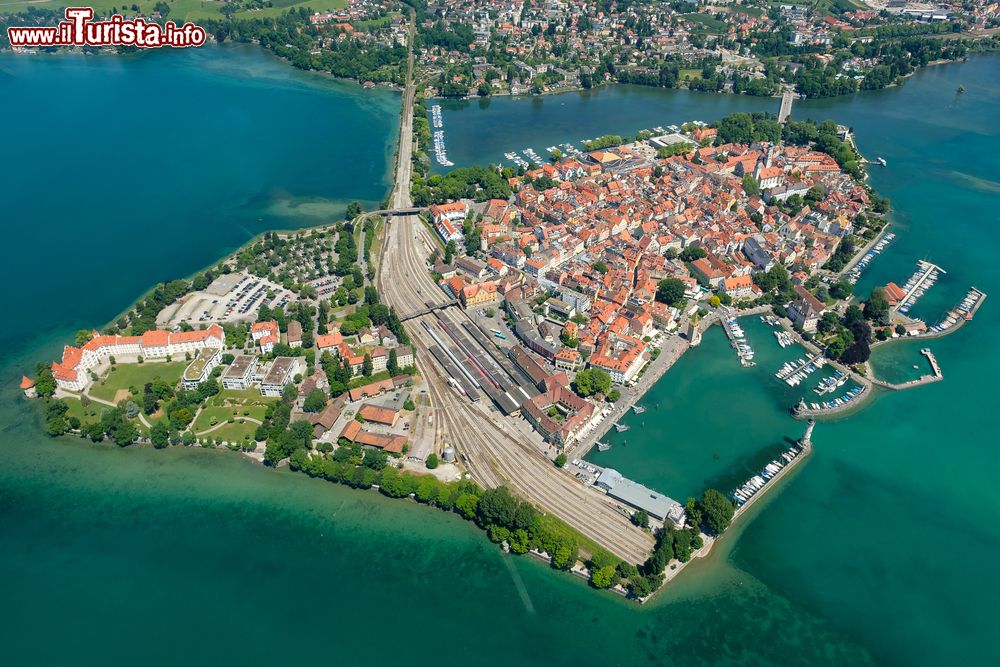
[7,7,206,48]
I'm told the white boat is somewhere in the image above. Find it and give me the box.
[614,423,630,433]
[597,442,611,452]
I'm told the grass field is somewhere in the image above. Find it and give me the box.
[89,361,187,403]
[680,13,729,35]
[192,388,274,435]
[63,395,106,424]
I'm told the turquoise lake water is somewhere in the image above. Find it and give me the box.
[1,47,998,665]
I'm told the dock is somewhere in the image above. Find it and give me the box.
[892,260,945,316]
[732,421,813,520]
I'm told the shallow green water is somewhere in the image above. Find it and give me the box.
[1,48,998,666]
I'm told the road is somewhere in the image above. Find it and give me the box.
[374,17,653,563]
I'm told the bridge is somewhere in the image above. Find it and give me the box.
[364,207,427,219]
[398,299,459,322]
[778,89,796,124]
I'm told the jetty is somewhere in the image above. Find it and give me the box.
[892,260,944,316]
[721,309,755,366]
[870,347,943,391]
[732,421,813,520]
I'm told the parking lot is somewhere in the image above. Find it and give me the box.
[157,271,294,329]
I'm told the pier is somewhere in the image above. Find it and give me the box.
[869,348,943,391]
[732,421,813,521]
[892,260,945,316]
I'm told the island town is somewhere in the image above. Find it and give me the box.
[23,102,986,600]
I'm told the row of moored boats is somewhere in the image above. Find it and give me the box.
[896,262,941,315]
[813,370,848,395]
[846,232,894,284]
[805,384,866,411]
[725,318,756,367]
[776,356,825,387]
[929,287,983,333]
[731,444,805,506]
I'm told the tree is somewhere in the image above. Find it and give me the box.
[571,368,612,398]
[656,277,686,306]
[153,1,169,17]
[697,489,735,535]
[303,388,327,413]
[75,329,94,346]
[387,348,399,376]
[345,201,363,219]
[476,486,518,528]
[632,509,650,529]
[555,453,567,467]
[742,173,760,196]
[362,353,373,377]
[425,453,439,469]
[454,492,479,520]
[150,420,170,449]
[863,287,890,326]
[679,246,707,262]
[591,565,619,589]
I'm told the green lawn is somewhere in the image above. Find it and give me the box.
[89,361,187,403]
[680,13,728,35]
[200,420,258,444]
[63,395,106,424]
[193,388,274,433]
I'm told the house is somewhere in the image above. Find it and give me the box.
[316,332,343,354]
[460,281,500,308]
[595,468,685,526]
[222,355,257,390]
[721,275,755,299]
[521,382,594,447]
[554,347,582,372]
[260,356,304,397]
[429,201,468,243]
[252,321,280,354]
[182,347,222,390]
[358,404,400,426]
[20,376,36,398]
[788,285,826,332]
[286,320,303,348]
[338,420,407,454]
[309,395,345,438]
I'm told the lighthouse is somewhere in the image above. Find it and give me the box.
[798,419,815,448]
